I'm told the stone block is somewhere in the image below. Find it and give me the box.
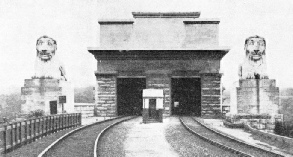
[24,79,60,87]
[98,92,115,95]
[212,107,221,111]
[212,104,221,108]
[97,107,107,110]
[201,107,208,111]
[102,104,110,107]
[202,96,220,101]
[201,84,220,88]
[107,110,116,113]
[100,113,107,116]
[201,75,221,81]
[201,103,208,106]
[239,79,276,88]
[106,100,115,104]
[206,110,213,114]
[21,87,61,95]
[211,100,220,104]
[107,113,116,117]
[202,89,220,95]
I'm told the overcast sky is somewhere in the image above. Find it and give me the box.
[1,0,293,94]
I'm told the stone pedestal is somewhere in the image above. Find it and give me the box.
[236,79,279,114]
[21,79,74,115]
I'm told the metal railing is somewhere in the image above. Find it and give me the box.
[0,113,81,154]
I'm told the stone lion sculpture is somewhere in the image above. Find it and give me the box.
[34,35,67,81]
[238,35,268,79]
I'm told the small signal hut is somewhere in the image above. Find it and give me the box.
[142,89,164,123]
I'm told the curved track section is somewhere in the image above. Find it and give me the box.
[180,116,284,157]
[38,116,135,157]
[94,117,137,157]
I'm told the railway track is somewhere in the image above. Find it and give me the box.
[179,116,284,157]
[38,116,136,157]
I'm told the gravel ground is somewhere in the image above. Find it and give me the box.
[165,117,237,157]
[4,127,75,157]
[45,117,132,157]
[182,117,278,157]
[97,117,137,157]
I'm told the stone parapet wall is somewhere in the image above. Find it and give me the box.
[224,113,276,130]
[244,123,293,149]
[74,103,95,117]
[95,75,116,117]
[201,73,222,118]
[146,74,170,116]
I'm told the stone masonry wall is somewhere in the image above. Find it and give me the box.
[95,75,116,117]
[146,74,170,116]
[237,79,279,114]
[21,79,62,115]
[201,73,222,118]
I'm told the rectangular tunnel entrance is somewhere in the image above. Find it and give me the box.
[117,78,146,116]
[171,78,201,116]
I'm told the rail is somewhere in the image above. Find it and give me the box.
[0,113,81,154]
[94,116,137,157]
[38,116,135,157]
[180,117,252,157]
[194,117,287,156]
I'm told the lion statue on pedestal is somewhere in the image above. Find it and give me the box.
[34,35,67,81]
[238,35,268,79]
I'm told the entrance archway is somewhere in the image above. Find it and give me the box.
[117,78,146,116]
[171,78,201,116]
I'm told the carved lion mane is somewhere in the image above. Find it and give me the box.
[34,35,67,81]
[239,35,268,79]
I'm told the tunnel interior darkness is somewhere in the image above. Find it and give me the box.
[171,78,201,116]
[117,78,146,116]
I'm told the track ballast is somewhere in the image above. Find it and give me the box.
[38,116,135,157]
[180,116,284,157]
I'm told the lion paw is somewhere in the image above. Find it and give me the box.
[260,74,269,79]
[245,73,255,79]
